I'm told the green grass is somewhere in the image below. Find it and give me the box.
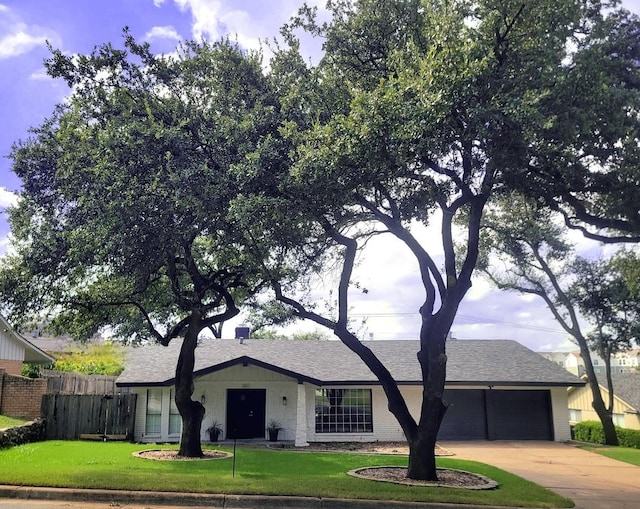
[0,441,572,507]
[0,415,26,429]
[581,445,640,467]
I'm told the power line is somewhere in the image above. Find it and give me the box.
[349,311,566,335]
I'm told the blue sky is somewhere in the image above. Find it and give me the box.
[0,0,638,350]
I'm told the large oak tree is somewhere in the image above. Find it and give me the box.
[259,0,640,480]
[0,35,298,456]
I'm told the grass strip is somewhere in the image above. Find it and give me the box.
[580,445,640,467]
[0,441,572,507]
[0,415,26,429]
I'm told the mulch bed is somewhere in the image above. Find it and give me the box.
[350,466,498,489]
[133,449,232,461]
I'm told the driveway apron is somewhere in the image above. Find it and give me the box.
[443,441,640,509]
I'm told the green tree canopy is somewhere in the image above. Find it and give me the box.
[257,0,640,479]
[0,34,304,456]
[507,4,640,242]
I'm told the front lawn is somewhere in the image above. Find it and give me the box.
[0,441,572,507]
[0,415,26,429]
[581,445,640,467]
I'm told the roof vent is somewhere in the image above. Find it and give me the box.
[235,324,250,344]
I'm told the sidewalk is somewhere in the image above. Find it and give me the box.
[443,441,640,509]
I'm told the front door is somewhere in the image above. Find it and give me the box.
[226,389,266,439]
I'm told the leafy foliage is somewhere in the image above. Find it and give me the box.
[259,0,640,479]
[575,421,640,449]
[0,34,308,457]
[51,342,125,376]
[568,254,640,361]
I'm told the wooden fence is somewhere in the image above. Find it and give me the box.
[41,393,137,440]
[41,370,129,395]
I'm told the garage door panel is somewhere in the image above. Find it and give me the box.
[487,390,553,440]
[438,389,487,440]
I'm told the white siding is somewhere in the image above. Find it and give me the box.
[0,329,25,362]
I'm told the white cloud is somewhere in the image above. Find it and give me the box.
[0,6,59,60]
[0,27,49,59]
[0,187,17,208]
[174,0,225,40]
[145,25,182,42]
[29,67,51,81]
[153,0,167,6]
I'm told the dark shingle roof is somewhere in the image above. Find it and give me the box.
[610,373,640,412]
[117,338,583,387]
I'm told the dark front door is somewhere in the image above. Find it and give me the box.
[226,389,266,439]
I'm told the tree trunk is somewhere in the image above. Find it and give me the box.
[592,392,618,445]
[577,338,618,445]
[174,312,206,457]
[409,322,449,481]
[407,397,447,480]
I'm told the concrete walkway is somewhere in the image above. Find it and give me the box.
[443,441,640,509]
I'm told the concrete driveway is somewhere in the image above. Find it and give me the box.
[443,441,640,509]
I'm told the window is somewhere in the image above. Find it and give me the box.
[612,413,625,427]
[169,390,181,435]
[568,408,582,423]
[593,359,599,365]
[145,389,162,435]
[315,388,372,433]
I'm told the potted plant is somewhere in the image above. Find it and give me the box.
[206,420,223,442]
[267,419,282,442]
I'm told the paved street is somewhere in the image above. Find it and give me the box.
[0,502,223,509]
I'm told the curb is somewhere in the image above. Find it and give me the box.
[0,485,526,509]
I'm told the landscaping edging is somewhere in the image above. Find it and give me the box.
[133,449,233,461]
[0,419,45,448]
[349,466,498,490]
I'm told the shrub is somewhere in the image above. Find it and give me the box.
[574,421,605,444]
[574,420,640,449]
[617,427,640,449]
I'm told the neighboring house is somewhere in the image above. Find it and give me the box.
[568,372,640,430]
[0,315,55,419]
[0,315,54,375]
[117,338,583,445]
[539,350,640,377]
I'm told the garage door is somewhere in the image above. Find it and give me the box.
[437,389,553,440]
